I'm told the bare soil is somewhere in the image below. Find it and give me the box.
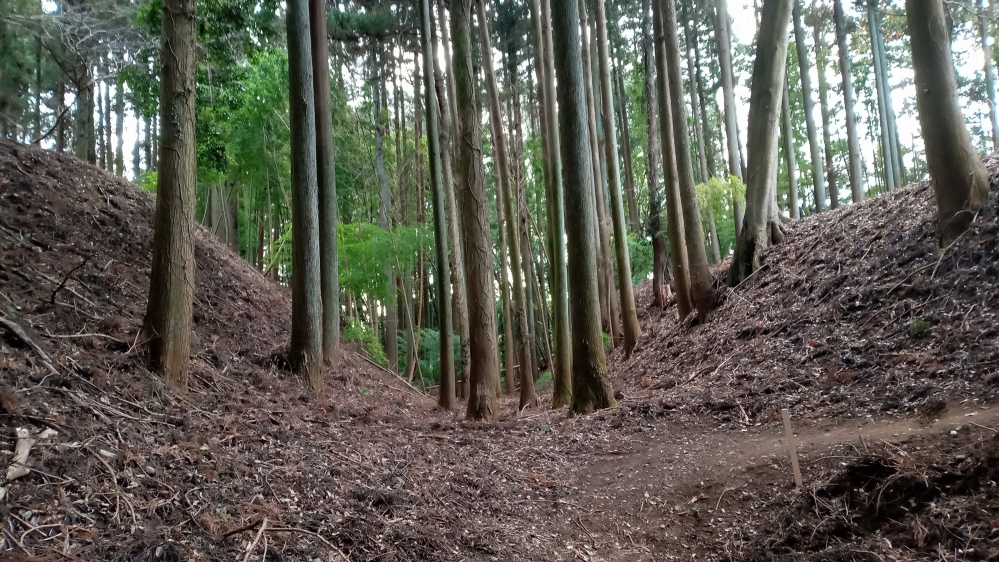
[2,139,998,561]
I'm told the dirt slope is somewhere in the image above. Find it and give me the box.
[0,140,576,561]
[3,139,998,562]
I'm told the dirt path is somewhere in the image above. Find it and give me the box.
[569,403,999,561]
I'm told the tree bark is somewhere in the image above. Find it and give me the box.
[310,0,340,370]
[867,0,895,193]
[579,2,616,341]
[476,0,537,409]
[832,0,864,204]
[681,2,709,184]
[615,68,641,234]
[551,0,617,415]
[653,0,692,318]
[661,0,713,321]
[977,0,999,150]
[435,0,470,399]
[728,0,792,285]
[371,52,399,373]
[643,0,670,310]
[907,0,990,246]
[419,0,456,409]
[813,4,839,210]
[792,0,826,211]
[540,0,572,408]
[452,0,500,420]
[781,79,800,219]
[286,0,324,389]
[595,0,641,352]
[115,77,124,177]
[142,0,197,389]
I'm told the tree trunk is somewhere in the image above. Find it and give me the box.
[97,78,106,170]
[285,0,324,389]
[615,68,641,233]
[907,0,990,246]
[419,0,456,408]
[643,0,671,309]
[781,79,800,219]
[681,2,709,184]
[496,164,517,395]
[713,0,744,240]
[595,0,641,352]
[653,0,692,318]
[74,69,96,165]
[661,0,713,321]
[435,0,470,400]
[814,4,839,210]
[579,2,615,340]
[868,0,896,193]
[832,0,864,204]
[141,0,197,389]
[371,52,399,373]
[310,0,340,369]
[728,0,792,285]
[708,209,722,263]
[793,0,826,210]
[551,0,617,415]
[115,77,124,176]
[452,0,500,420]
[476,0,537,410]
[977,0,999,150]
[540,0,572,408]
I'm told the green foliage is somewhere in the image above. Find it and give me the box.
[626,234,654,285]
[909,317,931,339]
[696,175,745,258]
[338,222,430,304]
[136,171,157,193]
[534,371,552,390]
[344,318,388,367]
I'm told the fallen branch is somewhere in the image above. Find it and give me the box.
[241,517,267,562]
[0,314,59,377]
[221,518,263,538]
[6,428,37,481]
[50,255,91,305]
[350,351,434,403]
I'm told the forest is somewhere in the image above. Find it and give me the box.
[1,0,999,560]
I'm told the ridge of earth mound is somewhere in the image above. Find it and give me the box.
[0,140,579,561]
[614,156,999,427]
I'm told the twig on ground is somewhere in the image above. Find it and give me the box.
[0,314,60,377]
[50,255,91,305]
[266,526,348,560]
[241,517,267,562]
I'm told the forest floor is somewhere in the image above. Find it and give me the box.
[1,138,998,562]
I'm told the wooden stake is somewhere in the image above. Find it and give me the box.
[781,408,803,490]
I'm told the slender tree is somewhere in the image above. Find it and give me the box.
[540,0,572,408]
[643,0,670,310]
[371,52,398,373]
[141,0,197,390]
[714,0,744,235]
[867,0,895,192]
[728,0,793,284]
[832,0,864,204]
[907,0,990,246]
[419,0,456,408]
[595,0,641,351]
[551,0,617,415]
[286,0,324,388]
[310,0,339,370]
[977,0,999,149]
[453,0,500,420]
[813,3,839,209]
[781,79,800,219]
[792,0,826,211]
[661,0,713,320]
[477,0,536,409]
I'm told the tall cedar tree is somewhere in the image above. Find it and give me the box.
[781,79,800,219]
[435,0,471,398]
[977,0,999,149]
[652,0,692,318]
[792,0,826,211]
[452,0,500,420]
[642,0,670,310]
[661,0,713,320]
[595,0,641,352]
[419,0,456,409]
[551,0,617,415]
[539,0,572,408]
[832,0,864,204]
[372,52,398,373]
[142,0,197,389]
[287,0,324,387]
[714,0,744,237]
[728,0,793,285]
[906,0,990,246]
[814,2,839,209]
[476,0,536,409]
[310,0,339,370]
